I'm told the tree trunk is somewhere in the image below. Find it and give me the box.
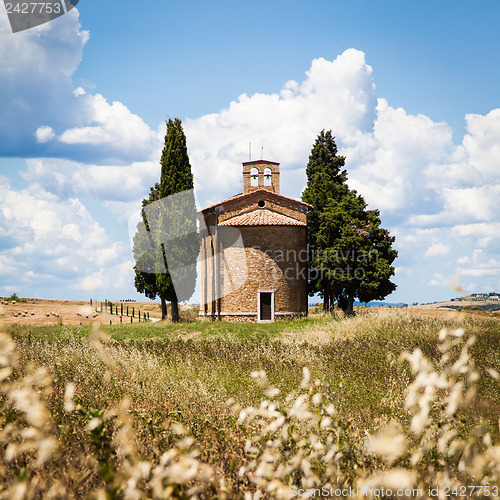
[160,295,167,320]
[346,293,355,317]
[323,291,329,312]
[171,298,180,323]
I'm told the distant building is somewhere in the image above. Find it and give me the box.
[471,292,488,299]
[199,160,311,322]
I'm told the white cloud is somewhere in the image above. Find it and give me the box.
[79,259,134,294]
[184,49,377,206]
[462,109,500,179]
[0,8,88,156]
[452,222,500,238]
[0,178,133,297]
[348,99,453,214]
[21,157,161,202]
[0,7,159,163]
[35,126,56,143]
[429,273,448,287]
[52,93,161,162]
[425,242,450,257]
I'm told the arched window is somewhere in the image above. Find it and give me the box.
[263,167,272,186]
[250,167,259,186]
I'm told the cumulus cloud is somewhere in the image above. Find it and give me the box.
[462,109,500,180]
[21,157,161,202]
[35,126,56,143]
[50,91,161,163]
[425,242,450,258]
[347,99,454,214]
[0,7,159,163]
[0,178,132,297]
[0,7,87,156]
[184,49,377,205]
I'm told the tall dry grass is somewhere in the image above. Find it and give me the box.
[0,311,499,498]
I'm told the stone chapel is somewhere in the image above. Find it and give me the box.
[199,160,311,322]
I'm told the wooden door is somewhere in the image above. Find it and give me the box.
[260,292,272,321]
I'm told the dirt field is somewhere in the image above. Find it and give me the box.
[0,298,164,326]
[411,299,500,309]
[408,300,500,320]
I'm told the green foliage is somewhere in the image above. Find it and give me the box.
[74,396,118,492]
[7,293,26,303]
[133,118,198,322]
[159,118,194,199]
[302,130,397,314]
[302,130,348,215]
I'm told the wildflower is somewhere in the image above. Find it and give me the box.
[300,367,310,389]
[265,386,280,398]
[64,382,75,413]
[364,421,407,464]
[362,468,416,491]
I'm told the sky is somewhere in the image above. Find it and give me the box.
[1,0,500,304]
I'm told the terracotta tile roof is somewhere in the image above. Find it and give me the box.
[242,160,280,166]
[219,209,305,226]
[201,189,312,212]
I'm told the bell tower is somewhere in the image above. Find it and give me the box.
[242,160,280,195]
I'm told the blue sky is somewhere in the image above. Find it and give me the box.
[1,0,500,304]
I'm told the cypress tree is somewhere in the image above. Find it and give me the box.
[302,130,348,311]
[302,130,397,316]
[132,118,198,322]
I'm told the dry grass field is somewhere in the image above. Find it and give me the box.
[2,296,494,327]
[0,301,499,497]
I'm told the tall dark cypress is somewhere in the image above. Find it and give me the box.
[133,118,198,322]
[302,130,397,315]
[302,130,348,310]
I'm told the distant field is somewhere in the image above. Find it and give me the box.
[0,306,499,497]
[3,296,498,327]
[0,297,196,326]
[412,299,500,313]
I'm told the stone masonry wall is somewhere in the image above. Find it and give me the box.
[242,160,280,195]
[219,225,308,316]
